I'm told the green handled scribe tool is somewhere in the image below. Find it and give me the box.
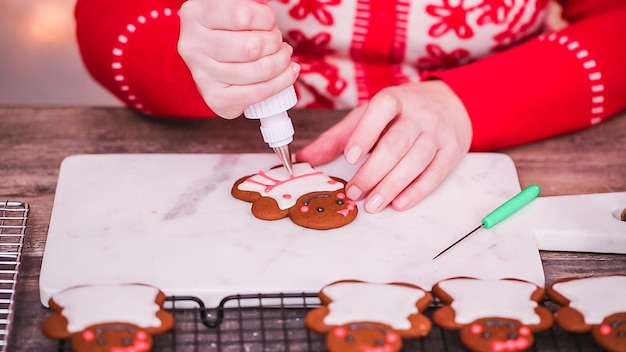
[432,184,541,259]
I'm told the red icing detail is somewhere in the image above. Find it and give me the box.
[328,179,337,185]
[518,326,531,336]
[300,205,310,213]
[333,326,347,337]
[110,338,151,352]
[517,338,530,349]
[470,323,482,334]
[245,169,325,193]
[336,192,346,199]
[386,332,399,343]
[337,200,356,216]
[492,340,506,352]
[491,337,530,351]
[600,324,612,335]
[337,200,357,216]
[135,340,151,351]
[82,330,95,341]
[283,194,292,199]
[136,330,149,340]
[362,345,394,352]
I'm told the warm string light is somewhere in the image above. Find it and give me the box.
[23,1,74,43]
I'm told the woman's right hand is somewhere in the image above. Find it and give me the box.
[178,0,300,118]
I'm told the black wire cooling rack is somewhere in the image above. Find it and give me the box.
[0,201,28,352]
[57,292,606,352]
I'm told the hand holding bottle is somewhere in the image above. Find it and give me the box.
[178,0,300,119]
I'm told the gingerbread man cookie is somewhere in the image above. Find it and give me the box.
[41,283,174,352]
[232,163,358,230]
[547,275,626,352]
[305,280,432,352]
[432,277,553,352]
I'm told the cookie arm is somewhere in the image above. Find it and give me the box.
[144,310,176,335]
[41,314,73,339]
[304,306,334,333]
[530,306,555,332]
[432,306,464,331]
[401,314,432,338]
[554,306,592,333]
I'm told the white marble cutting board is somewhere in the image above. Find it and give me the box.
[511,192,626,254]
[39,153,545,307]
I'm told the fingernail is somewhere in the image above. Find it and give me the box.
[346,186,362,201]
[291,62,300,74]
[365,193,384,213]
[345,145,362,164]
[394,195,409,209]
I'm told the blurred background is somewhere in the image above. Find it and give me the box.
[0,0,121,106]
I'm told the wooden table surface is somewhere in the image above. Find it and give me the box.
[1,106,625,350]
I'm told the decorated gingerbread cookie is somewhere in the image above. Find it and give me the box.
[305,280,432,352]
[432,277,553,352]
[231,162,358,230]
[547,275,626,352]
[41,283,174,352]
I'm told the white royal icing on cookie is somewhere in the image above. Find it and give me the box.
[552,276,626,325]
[438,278,540,325]
[237,163,343,210]
[52,284,163,332]
[322,282,426,330]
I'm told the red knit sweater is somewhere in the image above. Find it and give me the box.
[74,0,626,151]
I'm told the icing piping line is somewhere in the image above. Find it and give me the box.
[110,8,175,115]
[244,170,326,193]
[539,32,606,126]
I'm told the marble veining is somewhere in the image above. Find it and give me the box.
[39,153,545,308]
[163,155,238,220]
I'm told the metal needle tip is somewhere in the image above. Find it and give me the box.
[432,225,482,259]
[273,144,293,176]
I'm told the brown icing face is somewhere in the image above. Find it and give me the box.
[288,190,358,230]
[592,312,626,352]
[459,318,533,352]
[71,323,153,352]
[326,323,403,352]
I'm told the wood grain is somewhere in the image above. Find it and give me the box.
[1,106,625,350]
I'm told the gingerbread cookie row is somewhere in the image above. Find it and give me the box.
[41,276,625,352]
[305,275,626,352]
